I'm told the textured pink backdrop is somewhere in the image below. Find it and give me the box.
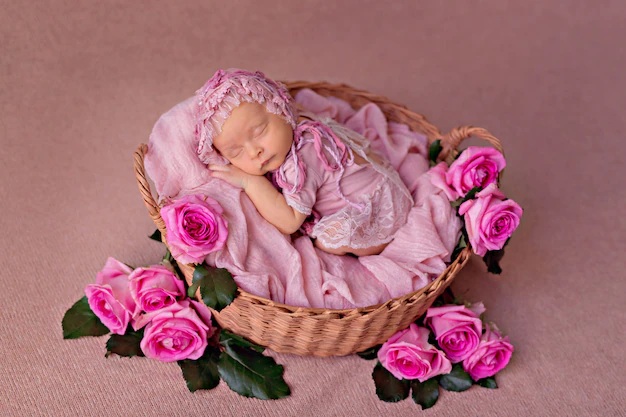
[1,1,625,416]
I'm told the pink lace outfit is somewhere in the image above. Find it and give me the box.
[272,117,413,249]
[192,68,413,251]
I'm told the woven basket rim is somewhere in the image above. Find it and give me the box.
[203,244,471,316]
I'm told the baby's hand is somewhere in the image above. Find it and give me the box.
[208,164,253,189]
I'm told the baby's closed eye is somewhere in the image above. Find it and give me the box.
[226,147,243,158]
[253,124,267,137]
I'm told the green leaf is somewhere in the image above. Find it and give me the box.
[218,344,290,400]
[482,248,505,274]
[62,296,110,339]
[219,330,264,353]
[189,265,237,311]
[372,362,410,402]
[439,363,473,392]
[462,186,481,203]
[453,186,482,210]
[450,234,468,260]
[357,344,381,360]
[427,331,439,348]
[411,378,440,410]
[105,329,145,358]
[428,139,443,163]
[149,229,162,242]
[178,347,221,392]
[187,264,214,298]
[477,376,498,389]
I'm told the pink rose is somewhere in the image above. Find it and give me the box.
[377,323,452,382]
[128,265,186,316]
[458,184,523,256]
[429,162,460,201]
[160,194,228,264]
[463,322,514,380]
[136,300,214,362]
[425,302,485,362]
[447,146,506,197]
[84,257,136,335]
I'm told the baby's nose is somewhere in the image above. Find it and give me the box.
[246,143,263,158]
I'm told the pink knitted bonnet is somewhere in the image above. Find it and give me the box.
[194,68,297,165]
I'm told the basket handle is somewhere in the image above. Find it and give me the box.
[133,143,166,232]
[440,125,504,164]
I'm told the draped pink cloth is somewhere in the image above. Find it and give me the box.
[145,89,461,309]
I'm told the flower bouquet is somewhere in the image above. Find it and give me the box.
[360,290,514,409]
[429,141,523,273]
[62,195,290,399]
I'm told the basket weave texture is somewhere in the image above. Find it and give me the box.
[133,81,503,357]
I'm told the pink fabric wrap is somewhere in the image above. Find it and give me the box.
[145,89,461,309]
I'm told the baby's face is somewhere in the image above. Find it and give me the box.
[212,102,293,175]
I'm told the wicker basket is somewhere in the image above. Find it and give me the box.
[133,81,503,357]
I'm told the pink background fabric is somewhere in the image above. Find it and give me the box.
[1,1,624,416]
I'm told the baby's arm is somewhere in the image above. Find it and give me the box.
[209,164,307,234]
[243,175,308,234]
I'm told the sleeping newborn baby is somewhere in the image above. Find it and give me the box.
[195,68,413,256]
